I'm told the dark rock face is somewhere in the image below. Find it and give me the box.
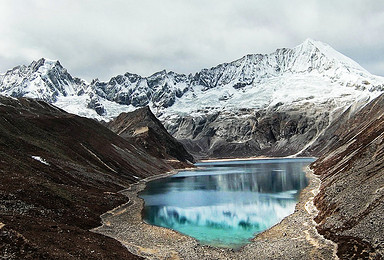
[90,70,190,110]
[87,96,106,116]
[107,106,195,164]
[300,97,372,157]
[0,96,180,259]
[311,94,384,259]
[165,105,331,159]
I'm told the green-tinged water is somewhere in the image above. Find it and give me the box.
[139,158,314,248]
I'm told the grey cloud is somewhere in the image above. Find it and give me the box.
[0,0,383,81]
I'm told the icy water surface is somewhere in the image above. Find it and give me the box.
[140,158,314,248]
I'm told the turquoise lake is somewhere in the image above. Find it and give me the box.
[139,158,314,248]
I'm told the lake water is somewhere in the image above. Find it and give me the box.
[139,158,314,248]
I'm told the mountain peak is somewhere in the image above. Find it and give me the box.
[295,39,367,73]
[30,58,62,73]
[302,38,320,46]
[149,69,168,78]
[108,106,195,163]
[34,58,60,67]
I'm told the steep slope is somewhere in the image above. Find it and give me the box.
[166,102,336,158]
[107,106,195,164]
[0,95,182,259]
[311,93,384,259]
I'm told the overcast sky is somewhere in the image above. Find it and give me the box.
[0,0,383,80]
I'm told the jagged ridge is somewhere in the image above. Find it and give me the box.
[1,39,383,121]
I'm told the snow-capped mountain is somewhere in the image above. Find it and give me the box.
[1,39,384,158]
[1,39,383,119]
[190,38,380,90]
[91,69,190,109]
[94,39,383,118]
[0,58,88,102]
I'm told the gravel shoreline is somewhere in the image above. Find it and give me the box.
[92,166,338,259]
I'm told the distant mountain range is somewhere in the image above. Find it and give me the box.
[1,39,383,119]
[1,39,384,158]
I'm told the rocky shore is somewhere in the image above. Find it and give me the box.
[93,166,337,260]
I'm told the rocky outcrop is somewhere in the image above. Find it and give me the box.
[311,93,384,259]
[0,96,183,259]
[164,102,338,159]
[87,95,106,116]
[107,106,195,164]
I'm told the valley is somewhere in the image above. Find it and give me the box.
[0,39,383,259]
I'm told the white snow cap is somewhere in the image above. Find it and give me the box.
[298,38,368,72]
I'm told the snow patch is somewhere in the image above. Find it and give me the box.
[31,156,50,166]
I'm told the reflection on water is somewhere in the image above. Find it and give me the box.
[140,158,314,248]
